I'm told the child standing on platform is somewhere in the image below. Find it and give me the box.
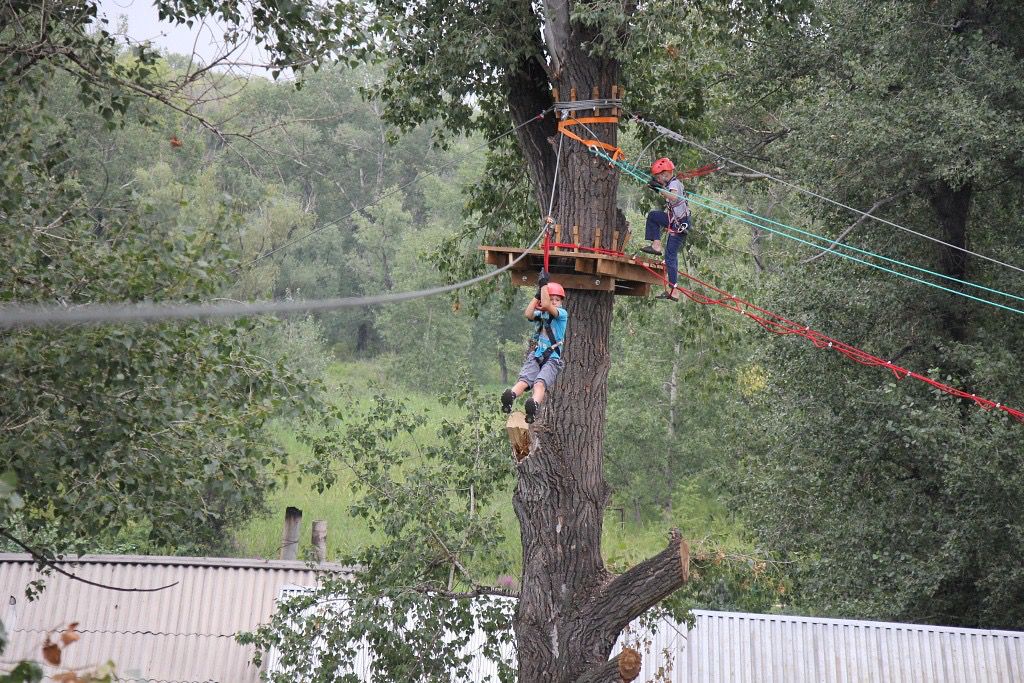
[640,157,691,301]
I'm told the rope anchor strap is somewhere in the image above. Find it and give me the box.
[557,116,625,161]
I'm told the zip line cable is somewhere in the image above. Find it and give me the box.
[589,146,1024,316]
[630,115,1024,277]
[0,226,548,328]
[3,108,559,327]
[234,107,554,272]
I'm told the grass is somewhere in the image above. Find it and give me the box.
[234,360,748,571]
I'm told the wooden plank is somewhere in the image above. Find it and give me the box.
[575,258,596,274]
[614,282,651,297]
[510,269,614,292]
[595,258,666,285]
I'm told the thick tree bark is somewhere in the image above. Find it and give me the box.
[928,180,973,340]
[506,11,690,682]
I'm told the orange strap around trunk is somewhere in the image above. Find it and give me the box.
[557,116,625,160]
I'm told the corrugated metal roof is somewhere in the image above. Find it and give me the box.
[612,609,1024,683]
[0,553,352,683]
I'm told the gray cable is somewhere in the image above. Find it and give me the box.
[632,116,1024,276]
[553,99,623,112]
[0,229,547,328]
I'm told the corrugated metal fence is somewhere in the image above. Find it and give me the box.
[4,553,1023,682]
[0,553,350,683]
[611,610,1024,683]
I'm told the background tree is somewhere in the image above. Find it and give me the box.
[715,0,1024,628]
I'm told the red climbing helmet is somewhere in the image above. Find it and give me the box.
[546,282,566,298]
[651,157,675,175]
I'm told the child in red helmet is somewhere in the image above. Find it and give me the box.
[640,157,691,301]
[501,277,569,424]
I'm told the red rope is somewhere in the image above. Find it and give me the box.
[539,241,1024,424]
[543,228,551,272]
[676,163,720,180]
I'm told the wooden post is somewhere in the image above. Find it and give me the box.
[554,224,562,245]
[594,227,603,251]
[506,412,530,462]
[612,230,620,253]
[592,86,600,115]
[611,85,620,116]
[572,225,580,252]
[570,87,577,102]
[622,230,631,252]
[281,506,302,561]
[552,87,560,102]
[311,520,327,563]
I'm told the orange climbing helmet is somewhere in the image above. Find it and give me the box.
[546,282,566,298]
[651,157,675,175]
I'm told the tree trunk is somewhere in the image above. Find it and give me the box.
[498,349,509,385]
[664,341,680,515]
[928,180,973,341]
[506,19,690,683]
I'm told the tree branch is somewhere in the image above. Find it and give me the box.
[589,529,689,641]
[801,190,907,264]
[0,528,178,593]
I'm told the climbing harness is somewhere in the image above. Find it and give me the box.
[533,314,563,367]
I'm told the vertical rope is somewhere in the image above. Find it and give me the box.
[543,116,567,274]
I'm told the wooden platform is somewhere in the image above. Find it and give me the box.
[480,245,666,296]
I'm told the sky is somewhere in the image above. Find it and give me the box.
[97,0,272,76]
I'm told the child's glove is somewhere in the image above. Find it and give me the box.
[646,178,661,191]
[538,270,550,287]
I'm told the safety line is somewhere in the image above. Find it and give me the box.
[542,239,1024,425]
[596,149,1024,316]
[684,194,1024,314]
[0,227,549,328]
[234,107,554,272]
[631,115,1024,277]
[544,122,566,273]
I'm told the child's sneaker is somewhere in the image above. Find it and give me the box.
[501,389,516,414]
[524,398,539,424]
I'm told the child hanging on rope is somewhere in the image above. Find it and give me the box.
[501,276,568,424]
[640,157,691,301]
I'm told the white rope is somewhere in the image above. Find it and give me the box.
[546,113,567,221]
[632,116,1024,277]
[0,228,548,328]
[554,99,623,112]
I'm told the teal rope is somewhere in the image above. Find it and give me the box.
[688,189,1024,306]
[599,150,1024,316]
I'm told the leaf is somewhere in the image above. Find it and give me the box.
[60,623,80,646]
[42,640,61,666]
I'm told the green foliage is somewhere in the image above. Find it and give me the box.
[0,28,323,556]
[723,0,1024,628]
[241,379,518,681]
